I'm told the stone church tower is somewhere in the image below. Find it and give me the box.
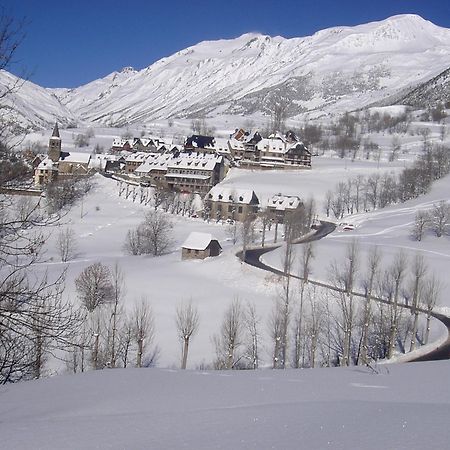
[48,122,61,162]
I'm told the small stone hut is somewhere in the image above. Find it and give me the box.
[181,232,222,260]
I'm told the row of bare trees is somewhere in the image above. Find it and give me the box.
[118,181,199,218]
[0,185,83,383]
[72,262,202,372]
[16,238,439,379]
[209,235,440,370]
[250,239,441,369]
[411,201,450,241]
[325,144,450,219]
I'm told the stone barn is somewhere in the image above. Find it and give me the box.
[181,232,222,260]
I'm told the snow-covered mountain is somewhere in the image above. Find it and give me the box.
[397,67,450,108]
[2,14,450,130]
[0,70,76,131]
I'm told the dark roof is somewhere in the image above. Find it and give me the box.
[185,135,215,149]
[247,131,262,145]
[285,130,299,143]
[52,122,60,138]
[288,142,311,155]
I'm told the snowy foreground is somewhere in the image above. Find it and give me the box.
[1,362,450,450]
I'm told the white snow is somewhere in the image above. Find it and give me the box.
[1,362,450,450]
[182,232,219,250]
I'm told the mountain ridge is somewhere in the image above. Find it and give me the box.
[1,14,450,131]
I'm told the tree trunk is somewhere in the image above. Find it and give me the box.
[181,338,189,370]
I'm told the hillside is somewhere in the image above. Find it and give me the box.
[396,66,450,108]
[1,362,449,449]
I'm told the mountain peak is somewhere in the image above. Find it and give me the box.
[120,66,137,74]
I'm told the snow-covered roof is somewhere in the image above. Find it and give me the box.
[167,153,222,171]
[286,142,310,153]
[135,154,172,174]
[112,138,131,147]
[256,138,287,154]
[60,152,91,164]
[267,194,302,211]
[36,156,57,170]
[268,132,286,142]
[89,154,119,170]
[206,185,259,204]
[182,232,220,250]
[228,138,245,150]
[125,152,151,163]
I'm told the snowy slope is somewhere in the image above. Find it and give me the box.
[55,14,450,125]
[2,14,450,130]
[1,362,450,450]
[0,70,76,131]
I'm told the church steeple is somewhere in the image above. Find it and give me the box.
[52,122,60,138]
[48,122,62,163]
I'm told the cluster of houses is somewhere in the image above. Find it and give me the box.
[111,128,312,171]
[181,190,305,260]
[33,125,310,260]
[34,125,312,196]
[107,129,311,193]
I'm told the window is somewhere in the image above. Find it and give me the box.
[238,206,243,214]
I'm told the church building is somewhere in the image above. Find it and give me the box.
[34,123,92,186]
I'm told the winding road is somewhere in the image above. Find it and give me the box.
[239,221,450,363]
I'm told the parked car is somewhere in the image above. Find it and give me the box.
[341,223,355,231]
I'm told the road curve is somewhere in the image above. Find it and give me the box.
[239,221,450,363]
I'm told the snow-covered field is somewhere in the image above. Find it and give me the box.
[1,362,450,450]
[4,119,450,449]
[31,146,450,371]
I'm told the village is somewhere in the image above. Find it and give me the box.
[32,124,313,257]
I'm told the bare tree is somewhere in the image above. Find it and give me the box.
[430,201,449,237]
[131,298,156,368]
[269,300,284,369]
[176,302,199,369]
[75,262,114,312]
[324,190,333,217]
[408,254,427,352]
[107,263,125,368]
[411,210,430,241]
[360,246,381,366]
[239,213,256,262]
[56,227,77,262]
[271,276,293,369]
[214,299,244,369]
[328,240,359,366]
[0,11,83,383]
[386,251,408,359]
[305,286,322,368]
[243,303,261,369]
[268,92,290,133]
[0,9,26,144]
[292,242,314,368]
[423,275,441,345]
[257,208,274,248]
[123,228,142,256]
[118,317,133,368]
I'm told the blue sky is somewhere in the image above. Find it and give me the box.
[3,0,450,88]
